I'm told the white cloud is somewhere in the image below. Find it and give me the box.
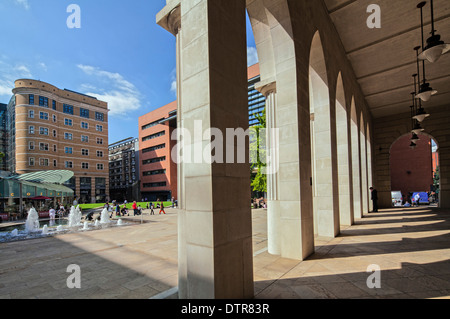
[77,64,143,117]
[14,0,30,10]
[0,59,33,99]
[247,46,259,67]
[38,62,47,72]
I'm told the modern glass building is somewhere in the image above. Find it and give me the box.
[247,64,266,127]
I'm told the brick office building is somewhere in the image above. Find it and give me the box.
[138,101,177,201]
[7,79,109,203]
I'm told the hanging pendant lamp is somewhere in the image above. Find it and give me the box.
[418,0,450,63]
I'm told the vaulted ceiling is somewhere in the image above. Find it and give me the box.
[325,0,450,118]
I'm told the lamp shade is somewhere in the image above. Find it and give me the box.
[413,107,430,122]
[419,43,450,63]
[416,82,437,102]
[412,122,424,135]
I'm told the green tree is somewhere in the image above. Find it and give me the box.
[433,166,440,194]
[250,108,267,193]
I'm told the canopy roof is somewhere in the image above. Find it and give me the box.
[12,170,74,184]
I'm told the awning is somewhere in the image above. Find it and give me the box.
[12,170,74,184]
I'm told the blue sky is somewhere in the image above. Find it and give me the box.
[0,0,258,144]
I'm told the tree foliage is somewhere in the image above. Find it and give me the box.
[250,108,267,193]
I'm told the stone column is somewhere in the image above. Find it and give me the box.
[255,80,279,255]
[158,0,253,299]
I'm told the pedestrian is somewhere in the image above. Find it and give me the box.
[414,193,420,207]
[370,187,378,212]
[132,201,138,216]
[172,197,175,208]
[159,201,166,215]
[150,202,155,215]
[115,203,120,217]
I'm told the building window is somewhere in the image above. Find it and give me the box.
[39,112,49,120]
[143,182,167,188]
[142,143,165,153]
[28,110,34,118]
[29,94,34,105]
[63,104,74,115]
[142,156,166,165]
[52,114,57,122]
[143,169,166,176]
[95,112,104,122]
[52,100,56,110]
[82,162,89,169]
[96,125,103,132]
[29,141,35,150]
[142,118,164,131]
[39,127,49,135]
[65,147,73,154]
[80,108,89,119]
[53,160,57,167]
[82,149,89,156]
[53,145,57,152]
[39,143,49,151]
[39,96,49,107]
[29,157,35,166]
[29,126,35,135]
[64,118,73,126]
[81,135,89,143]
[97,163,104,170]
[96,138,103,145]
[81,122,89,129]
[53,130,57,138]
[65,161,73,168]
[64,133,73,140]
[142,131,165,142]
[96,150,103,157]
[39,158,49,167]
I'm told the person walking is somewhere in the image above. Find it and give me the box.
[159,201,166,215]
[414,193,420,207]
[132,201,138,216]
[149,202,155,215]
[370,187,378,212]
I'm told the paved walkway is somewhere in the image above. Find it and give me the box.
[0,206,449,299]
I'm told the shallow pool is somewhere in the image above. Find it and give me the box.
[0,219,68,233]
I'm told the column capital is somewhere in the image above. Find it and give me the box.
[255,79,277,97]
[156,3,181,36]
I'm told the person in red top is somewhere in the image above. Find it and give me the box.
[132,201,138,216]
[159,201,166,215]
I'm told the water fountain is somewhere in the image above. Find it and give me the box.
[83,221,89,231]
[10,229,18,237]
[117,219,123,226]
[100,208,110,224]
[25,208,40,233]
[68,206,82,228]
[42,225,49,235]
[94,219,100,227]
[57,225,64,232]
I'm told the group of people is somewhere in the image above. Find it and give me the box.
[102,200,168,218]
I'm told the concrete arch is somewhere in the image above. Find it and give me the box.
[360,113,369,214]
[389,132,439,207]
[336,72,353,226]
[367,123,374,212]
[309,30,340,238]
[350,97,362,219]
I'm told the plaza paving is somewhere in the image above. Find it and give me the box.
[0,206,449,299]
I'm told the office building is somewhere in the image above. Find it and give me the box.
[138,101,177,201]
[7,79,109,203]
[108,137,140,202]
